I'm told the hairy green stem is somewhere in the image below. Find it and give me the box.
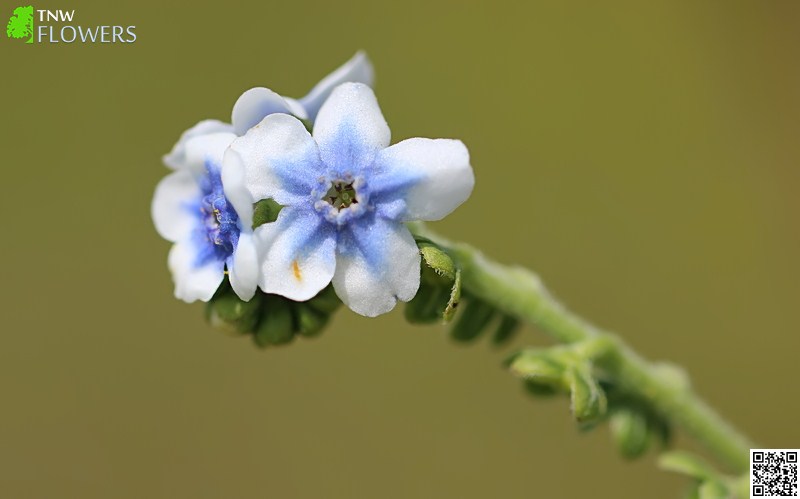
[408,222,753,473]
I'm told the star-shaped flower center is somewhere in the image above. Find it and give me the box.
[324,180,359,211]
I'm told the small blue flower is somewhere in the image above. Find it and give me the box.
[223,83,475,316]
[153,52,375,302]
[152,132,259,302]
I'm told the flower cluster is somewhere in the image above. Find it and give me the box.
[151,52,474,325]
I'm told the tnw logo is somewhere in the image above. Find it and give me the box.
[6,5,34,44]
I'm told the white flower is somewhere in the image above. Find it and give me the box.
[153,52,374,302]
[223,82,474,317]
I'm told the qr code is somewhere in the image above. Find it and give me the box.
[751,449,798,497]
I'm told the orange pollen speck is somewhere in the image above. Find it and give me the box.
[292,260,302,281]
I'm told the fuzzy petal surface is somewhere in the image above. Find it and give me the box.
[332,214,420,317]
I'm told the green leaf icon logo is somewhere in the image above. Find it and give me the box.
[7,5,34,44]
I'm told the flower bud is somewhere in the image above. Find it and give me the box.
[294,304,330,338]
[507,350,569,390]
[254,296,294,347]
[609,407,650,459]
[205,290,263,335]
[568,365,607,424]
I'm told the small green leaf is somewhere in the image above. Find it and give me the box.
[451,298,495,342]
[252,199,283,228]
[568,365,607,424]
[610,408,650,459]
[254,296,294,347]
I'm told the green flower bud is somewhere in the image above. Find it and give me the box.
[293,304,330,338]
[568,365,607,424]
[205,290,263,335]
[609,407,650,459]
[507,350,569,390]
[254,296,294,347]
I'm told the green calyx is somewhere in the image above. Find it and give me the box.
[206,282,341,348]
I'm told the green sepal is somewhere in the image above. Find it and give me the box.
[523,379,561,397]
[567,364,607,424]
[416,238,456,280]
[450,298,495,342]
[406,238,462,324]
[404,280,449,324]
[253,295,294,347]
[251,198,283,229]
[609,407,650,459]
[205,288,263,335]
[442,269,461,323]
[507,349,570,391]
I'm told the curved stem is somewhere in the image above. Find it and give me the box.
[409,223,753,473]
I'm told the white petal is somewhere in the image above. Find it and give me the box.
[151,170,200,243]
[223,113,322,229]
[168,238,225,303]
[163,120,234,170]
[374,138,474,221]
[299,51,375,122]
[183,132,237,173]
[256,207,337,301]
[227,231,259,301]
[332,217,420,317]
[231,87,307,136]
[313,82,390,172]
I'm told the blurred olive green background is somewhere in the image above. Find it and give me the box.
[1,0,798,497]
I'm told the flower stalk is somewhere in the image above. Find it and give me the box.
[408,222,753,475]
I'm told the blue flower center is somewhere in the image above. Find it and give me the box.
[194,162,240,266]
